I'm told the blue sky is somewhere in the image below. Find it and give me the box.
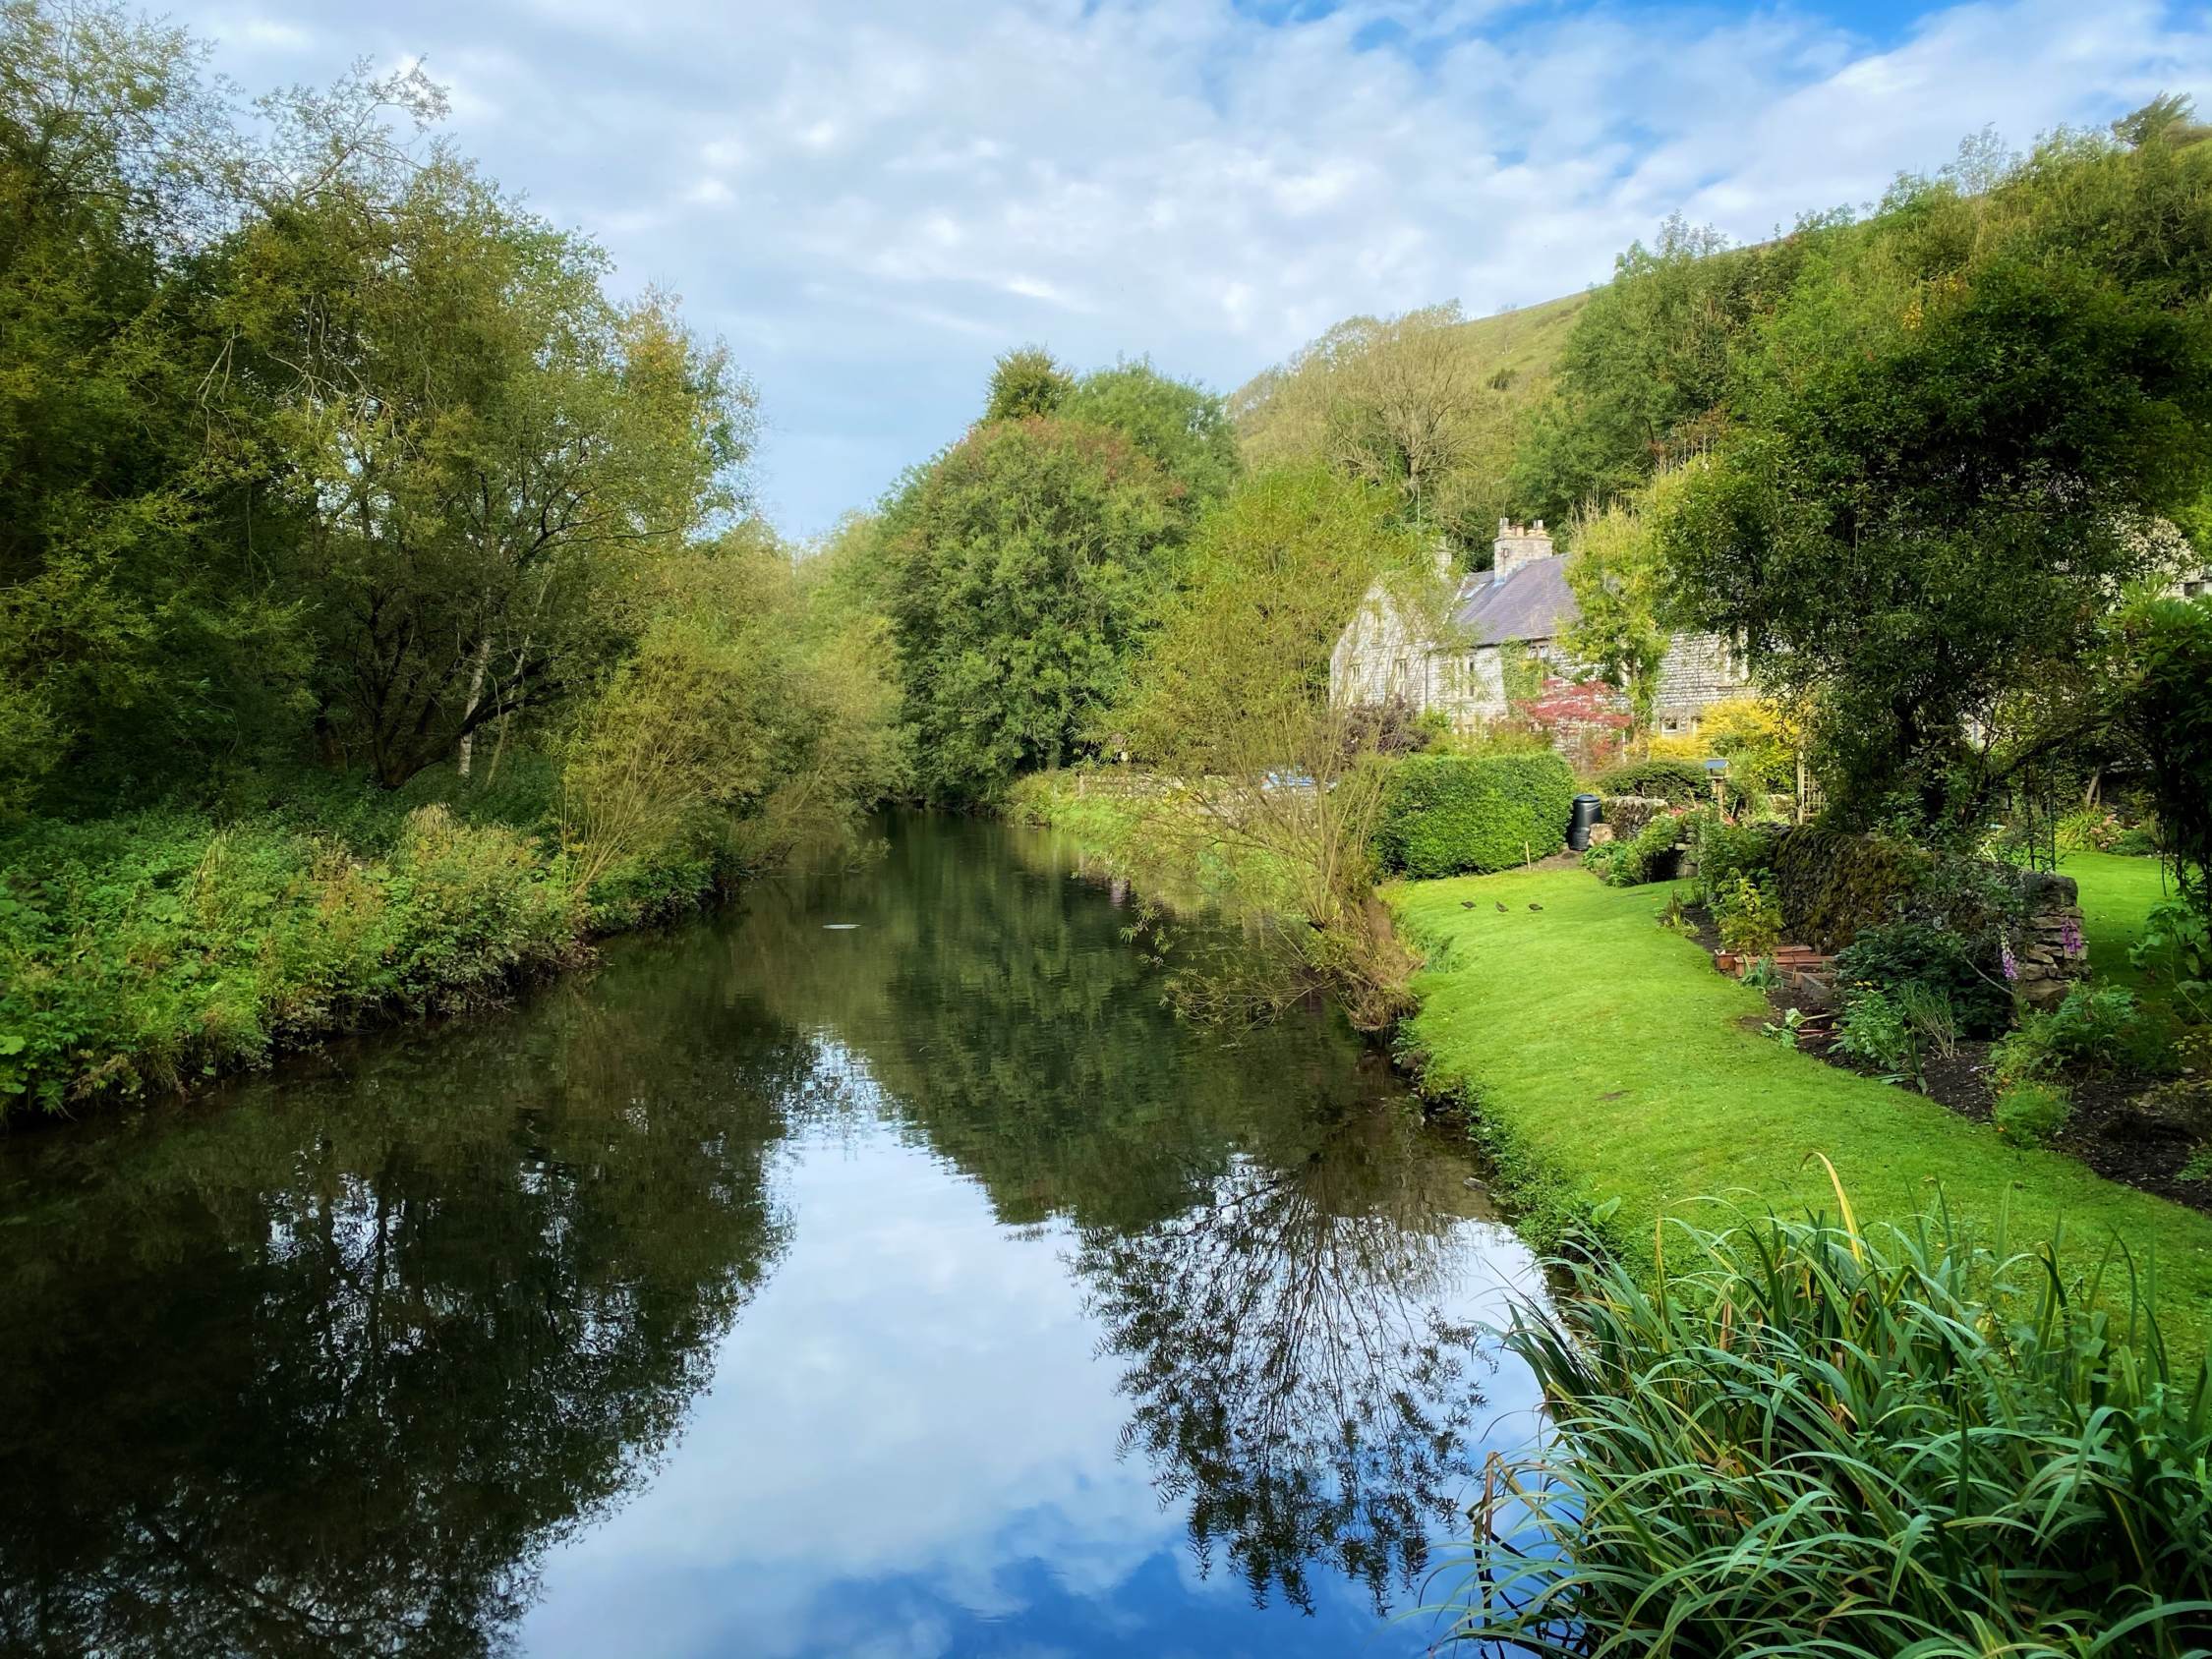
[170,0,2210,540]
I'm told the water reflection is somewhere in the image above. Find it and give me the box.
[0,814,1542,1657]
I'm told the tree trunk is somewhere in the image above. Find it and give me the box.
[456,638,491,777]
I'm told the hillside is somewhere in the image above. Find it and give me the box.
[1228,290,1590,554]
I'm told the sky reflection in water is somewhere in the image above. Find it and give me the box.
[0,815,1544,1658]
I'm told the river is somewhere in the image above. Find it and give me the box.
[0,813,1545,1658]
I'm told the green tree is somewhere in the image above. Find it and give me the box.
[1120,467,1432,1027]
[883,418,1184,803]
[1658,111,2212,828]
[0,1,303,808]
[1064,359,1240,504]
[981,345,1072,422]
[1512,215,1817,524]
[221,146,751,788]
[1562,487,1670,735]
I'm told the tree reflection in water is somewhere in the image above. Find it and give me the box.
[1078,1101,1490,1617]
[0,949,801,1659]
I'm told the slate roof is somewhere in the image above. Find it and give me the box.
[1450,553,1577,647]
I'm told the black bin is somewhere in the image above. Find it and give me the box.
[1567,794,1601,853]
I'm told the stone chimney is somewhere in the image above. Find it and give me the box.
[1492,518,1553,585]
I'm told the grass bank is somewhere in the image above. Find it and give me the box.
[0,762,786,1119]
[1391,864,2212,1354]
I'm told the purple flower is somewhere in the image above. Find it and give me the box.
[2001,939,2020,983]
[2062,916,2084,958]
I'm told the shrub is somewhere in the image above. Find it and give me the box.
[1994,1079,2072,1145]
[1714,873,1783,956]
[1994,984,2170,1086]
[1833,920,2011,1038]
[1834,988,1920,1087]
[2131,900,2211,1025]
[1442,1208,2212,1655]
[1683,807,1778,908]
[1582,811,1686,887]
[1593,757,1709,804]
[1374,752,1576,878]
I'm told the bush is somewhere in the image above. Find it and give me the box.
[1834,988,1920,1086]
[1994,1080,2072,1145]
[1714,873,1783,955]
[1583,811,1686,887]
[1833,919,2011,1038]
[1442,1208,2212,1655]
[1683,807,1778,907]
[1374,752,1576,878]
[1594,757,1710,804]
[0,805,578,1114]
[1995,984,2170,1086]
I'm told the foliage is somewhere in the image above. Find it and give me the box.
[1064,359,1240,504]
[1118,466,1431,1028]
[0,804,577,1112]
[1834,989,1921,1087]
[2130,900,2212,1024]
[1581,810,1684,887]
[558,543,902,915]
[1511,214,1815,522]
[1372,753,1576,879]
[1233,297,1588,557]
[1655,117,2212,829]
[1560,489,1667,732]
[982,345,1073,421]
[1995,984,2170,1087]
[1436,1207,2212,1655]
[2108,595,2212,927]
[1833,918,2011,1038]
[1681,694,1802,794]
[883,416,1186,804]
[1995,1080,2073,1145]
[1681,805,1776,907]
[1712,872,1783,956]
[1592,757,1708,804]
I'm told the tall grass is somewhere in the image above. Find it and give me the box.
[1433,1188,2212,1654]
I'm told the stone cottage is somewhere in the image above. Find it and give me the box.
[1329,519,1747,735]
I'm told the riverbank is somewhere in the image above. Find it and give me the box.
[0,763,811,1120]
[1390,864,2212,1354]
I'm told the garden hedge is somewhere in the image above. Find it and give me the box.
[1376,753,1577,878]
[1594,758,1710,804]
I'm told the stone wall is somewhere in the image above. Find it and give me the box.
[2011,871,2091,1013]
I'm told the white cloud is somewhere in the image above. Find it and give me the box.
[168,0,2212,534]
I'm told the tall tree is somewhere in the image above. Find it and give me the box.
[222,147,750,787]
[1658,106,2212,827]
[882,418,1184,803]
[1064,359,1240,505]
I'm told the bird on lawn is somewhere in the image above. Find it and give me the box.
[1529,901,1544,911]
[1461,900,1476,909]
[1494,901,1508,913]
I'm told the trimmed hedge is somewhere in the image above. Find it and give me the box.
[1594,758,1710,804]
[1377,753,1577,878]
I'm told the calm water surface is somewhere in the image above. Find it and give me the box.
[0,814,1545,1658]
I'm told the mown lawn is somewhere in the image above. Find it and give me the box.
[1392,865,2212,1356]
[2064,850,2183,994]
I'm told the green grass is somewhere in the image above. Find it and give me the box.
[2065,849,2183,993]
[1391,865,2212,1354]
